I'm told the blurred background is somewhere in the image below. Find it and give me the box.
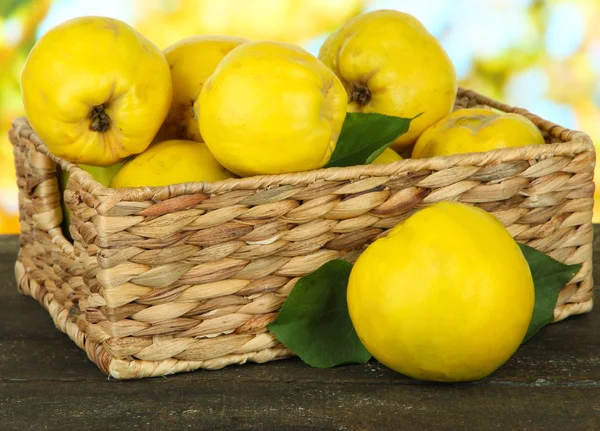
[1,0,599,233]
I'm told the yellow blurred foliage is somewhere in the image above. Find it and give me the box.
[134,0,364,48]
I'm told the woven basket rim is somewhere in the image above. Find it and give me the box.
[12,87,595,202]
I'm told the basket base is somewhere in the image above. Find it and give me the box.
[15,260,294,379]
[15,255,594,378]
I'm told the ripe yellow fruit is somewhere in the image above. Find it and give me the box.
[412,108,546,158]
[319,10,457,150]
[157,35,247,143]
[198,41,348,177]
[347,202,535,382]
[21,16,172,166]
[372,147,402,165]
[110,139,234,188]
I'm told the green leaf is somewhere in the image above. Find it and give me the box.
[519,243,581,342]
[268,259,371,367]
[324,112,415,168]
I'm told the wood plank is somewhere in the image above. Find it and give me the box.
[1,381,599,431]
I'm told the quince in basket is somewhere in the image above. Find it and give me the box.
[347,202,535,382]
[198,41,348,177]
[20,16,172,166]
[110,139,235,188]
[372,147,402,165]
[157,35,247,143]
[412,108,546,158]
[318,9,457,151]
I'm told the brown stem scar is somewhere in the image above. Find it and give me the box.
[350,84,371,106]
[89,104,110,132]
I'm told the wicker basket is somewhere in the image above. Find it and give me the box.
[10,88,595,379]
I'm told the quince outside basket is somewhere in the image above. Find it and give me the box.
[10,88,595,379]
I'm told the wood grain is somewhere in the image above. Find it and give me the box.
[1,232,599,431]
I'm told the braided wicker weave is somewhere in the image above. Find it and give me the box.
[10,88,596,379]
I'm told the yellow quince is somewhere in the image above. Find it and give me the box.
[347,202,535,382]
[21,16,172,166]
[157,35,247,142]
[412,108,546,158]
[197,41,348,177]
[110,139,234,188]
[372,147,402,164]
[319,9,457,150]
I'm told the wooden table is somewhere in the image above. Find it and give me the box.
[1,233,599,431]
